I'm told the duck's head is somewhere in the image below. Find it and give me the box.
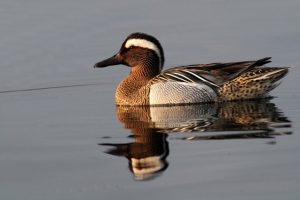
[94,33,165,73]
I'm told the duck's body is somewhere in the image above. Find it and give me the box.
[94,33,289,106]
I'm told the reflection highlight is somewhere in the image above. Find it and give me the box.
[100,100,291,181]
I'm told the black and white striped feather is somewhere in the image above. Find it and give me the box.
[150,57,272,90]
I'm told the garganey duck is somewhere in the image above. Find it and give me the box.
[94,32,289,106]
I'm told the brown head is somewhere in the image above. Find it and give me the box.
[94,32,165,76]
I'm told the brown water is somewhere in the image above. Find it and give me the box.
[0,0,299,199]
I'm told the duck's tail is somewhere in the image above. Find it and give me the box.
[218,67,289,101]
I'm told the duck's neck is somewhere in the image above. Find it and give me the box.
[131,65,159,79]
[115,65,160,105]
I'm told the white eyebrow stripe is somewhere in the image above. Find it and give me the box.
[125,38,162,69]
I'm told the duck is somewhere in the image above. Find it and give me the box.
[94,32,289,106]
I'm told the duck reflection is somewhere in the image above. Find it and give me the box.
[101,106,169,181]
[100,100,291,181]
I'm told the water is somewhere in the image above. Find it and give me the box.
[1,0,300,199]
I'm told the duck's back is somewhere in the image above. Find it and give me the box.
[148,57,289,105]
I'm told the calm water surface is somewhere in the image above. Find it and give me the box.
[0,0,300,199]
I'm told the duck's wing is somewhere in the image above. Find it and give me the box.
[151,57,272,87]
[183,57,271,74]
[151,65,221,89]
